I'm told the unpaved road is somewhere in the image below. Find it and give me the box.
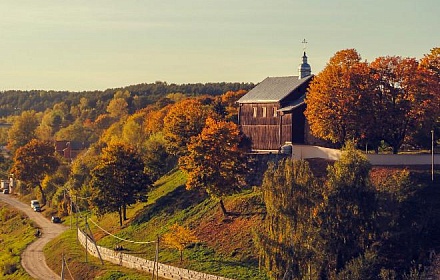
[0,194,67,280]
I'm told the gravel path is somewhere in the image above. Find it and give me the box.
[0,194,67,280]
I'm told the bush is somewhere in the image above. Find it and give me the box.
[1,261,17,275]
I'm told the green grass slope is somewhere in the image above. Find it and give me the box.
[45,170,269,279]
[0,202,35,280]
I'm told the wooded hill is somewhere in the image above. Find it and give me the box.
[0,81,254,117]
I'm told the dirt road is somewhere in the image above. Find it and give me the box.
[0,194,67,280]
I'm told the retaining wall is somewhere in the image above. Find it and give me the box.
[291,145,440,165]
[77,229,234,280]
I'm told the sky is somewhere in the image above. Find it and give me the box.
[0,0,438,91]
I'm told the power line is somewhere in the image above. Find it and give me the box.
[88,218,156,244]
[64,255,75,280]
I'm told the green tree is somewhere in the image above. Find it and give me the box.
[143,133,176,181]
[10,139,60,206]
[90,142,152,226]
[106,98,128,119]
[318,142,377,278]
[179,117,248,215]
[7,110,40,152]
[256,158,322,280]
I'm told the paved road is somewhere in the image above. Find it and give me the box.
[0,194,67,280]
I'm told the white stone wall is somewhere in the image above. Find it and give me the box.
[77,229,235,280]
[292,145,440,166]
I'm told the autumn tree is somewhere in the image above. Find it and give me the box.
[255,159,322,279]
[122,111,148,152]
[144,106,170,136]
[318,142,377,277]
[305,49,373,147]
[370,56,435,153]
[163,98,209,156]
[143,133,176,181]
[90,142,152,226]
[55,119,96,142]
[163,223,199,262]
[179,117,249,215]
[10,139,60,206]
[411,47,440,148]
[7,110,40,152]
[107,98,129,119]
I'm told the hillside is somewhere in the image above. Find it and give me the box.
[0,202,35,279]
[45,170,269,279]
[42,160,440,279]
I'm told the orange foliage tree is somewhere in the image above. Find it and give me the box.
[163,99,209,156]
[11,139,59,206]
[304,49,372,147]
[179,117,249,215]
[162,223,199,262]
[370,56,435,153]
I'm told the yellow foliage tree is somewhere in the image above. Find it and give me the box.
[162,223,198,262]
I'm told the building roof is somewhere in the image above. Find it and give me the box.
[237,75,313,104]
[278,94,306,112]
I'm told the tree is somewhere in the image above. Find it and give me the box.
[255,159,322,280]
[90,142,152,226]
[143,133,176,181]
[304,49,373,147]
[179,117,248,215]
[106,98,129,119]
[162,223,199,262]
[318,142,377,277]
[7,110,40,152]
[10,139,59,206]
[163,99,208,156]
[370,56,434,153]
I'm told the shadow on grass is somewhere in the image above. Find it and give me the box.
[133,185,208,224]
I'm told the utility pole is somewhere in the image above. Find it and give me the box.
[61,253,65,280]
[76,194,79,242]
[85,215,88,263]
[432,130,435,182]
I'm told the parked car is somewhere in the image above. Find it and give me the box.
[51,216,61,223]
[30,200,41,212]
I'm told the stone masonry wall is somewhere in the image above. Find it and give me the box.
[77,229,235,280]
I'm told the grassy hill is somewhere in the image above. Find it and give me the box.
[45,170,269,279]
[0,202,35,279]
[43,161,440,279]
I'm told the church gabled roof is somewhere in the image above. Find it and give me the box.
[237,75,313,104]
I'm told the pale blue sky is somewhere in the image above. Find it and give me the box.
[0,0,438,91]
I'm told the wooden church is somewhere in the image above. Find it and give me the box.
[237,51,315,151]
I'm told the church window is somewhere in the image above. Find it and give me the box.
[262,107,267,118]
[253,107,257,118]
[273,107,278,117]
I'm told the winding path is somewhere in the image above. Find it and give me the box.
[0,194,67,280]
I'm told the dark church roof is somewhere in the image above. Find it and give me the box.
[237,75,313,103]
[278,94,306,112]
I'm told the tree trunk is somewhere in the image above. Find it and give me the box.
[123,204,127,220]
[118,207,123,226]
[37,184,46,207]
[180,250,183,262]
[219,198,228,216]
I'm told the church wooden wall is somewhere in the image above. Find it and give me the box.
[239,103,281,150]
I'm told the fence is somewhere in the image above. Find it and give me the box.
[77,229,235,280]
